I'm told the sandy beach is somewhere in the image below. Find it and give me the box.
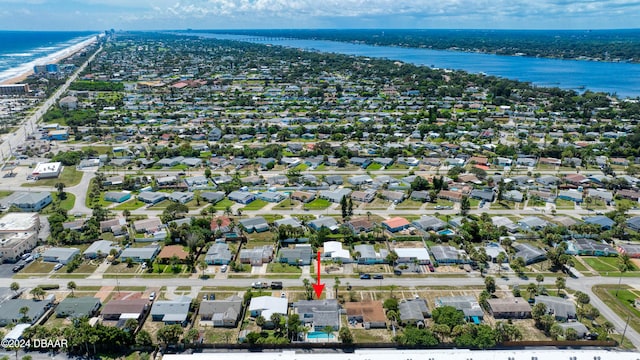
[0,35,99,85]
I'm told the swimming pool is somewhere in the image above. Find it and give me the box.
[307,331,335,340]
[437,229,455,236]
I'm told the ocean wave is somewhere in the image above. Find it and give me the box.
[0,35,98,84]
[3,52,34,57]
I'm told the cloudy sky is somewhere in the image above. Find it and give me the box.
[1,0,639,31]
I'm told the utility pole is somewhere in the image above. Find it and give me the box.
[621,315,631,347]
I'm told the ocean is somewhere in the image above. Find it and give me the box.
[0,31,99,83]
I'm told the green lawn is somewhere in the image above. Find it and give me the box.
[293,163,309,171]
[555,199,576,210]
[583,256,637,273]
[0,191,12,199]
[593,285,640,336]
[490,200,517,210]
[148,200,173,210]
[266,263,302,273]
[274,199,300,209]
[23,167,83,187]
[213,199,234,211]
[86,190,111,208]
[243,199,268,211]
[54,192,75,211]
[394,199,424,210]
[113,199,146,210]
[366,163,383,171]
[303,198,331,210]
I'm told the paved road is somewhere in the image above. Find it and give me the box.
[0,43,101,165]
[67,169,96,214]
[1,274,639,347]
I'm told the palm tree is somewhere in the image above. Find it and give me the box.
[19,306,29,323]
[198,260,208,278]
[29,286,45,300]
[617,254,633,297]
[322,325,334,341]
[255,315,266,328]
[67,281,76,297]
[10,281,19,294]
[555,276,566,296]
[333,277,341,300]
[601,321,615,339]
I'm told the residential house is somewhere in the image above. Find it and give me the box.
[434,295,484,323]
[0,297,55,326]
[588,189,614,204]
[470,189,495,202]
[292,299,341,331]
[322,241,352,263]
[558,322,589,338]
[626,216,640,232]
[558,190,583,203]
[394,247,431,265]
[350,157,371,168]
[518,216,549,231]
[503,190,524,202]
[248,296,288,319]
[618,243,640,258]
[278,244,313,265]
[565,238,617,257]
[534,295,576,322]
[536,176,561,186]
[104,191,132,203]
[239,217,269,233]
[324,175,343,185]
[513,243,546,265]
[308,217,339,232]
[150,296,192,326]
[168,191,194,204]
[83,240,120,259]
[119,245,160,263]
[410,190,431,202]
[133,218,163,233]
[157,245,189,264]
[42,247,80,264]
[205,242,233,265]
[138,191,167,204]
[344,301,387,329]
[413,216,446,231]
[199,295,243,327]
[438,190,463,202]
[101,298,149,322]
[351,189,376,203]
[0,191,52,211]
[55,297,101,318]
[347,217,375,233]
[201,191,225,204]
[381,190,405,203]
[184,176,210,190]
[274,217,303,229]
[239,245,274,266]
[382,217,410,232]
[348,175,373,185]
[431,245,468,264]
[228,191,255,205]
[290,191,315,203]
[486,297,532,319]
[583,216,616,230]
[354,244,388,264]
[257,191,286,203]
[398,298,430,326]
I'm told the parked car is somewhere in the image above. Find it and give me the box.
[149,291,156,301]
[359,273,371,280]
[251,281,269,289]
[394,269,402,276]
[270,281,283,289]
[220,264,228,273]
[12,264,24,272]
[53,263,63,271]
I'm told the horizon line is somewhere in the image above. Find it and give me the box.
[2,27,640,32]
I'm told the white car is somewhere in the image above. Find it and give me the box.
[220,264,228,273]
[53,263,63,271]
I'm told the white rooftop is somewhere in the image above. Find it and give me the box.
[0,212,38,232]
[394,247,430,260]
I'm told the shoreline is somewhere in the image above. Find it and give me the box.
[0,35,99,85]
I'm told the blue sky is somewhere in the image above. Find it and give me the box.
[1,0,639,31]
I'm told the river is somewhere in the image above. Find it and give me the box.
[195,33,640,98]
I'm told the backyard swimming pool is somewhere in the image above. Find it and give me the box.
[307,331,335,340]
